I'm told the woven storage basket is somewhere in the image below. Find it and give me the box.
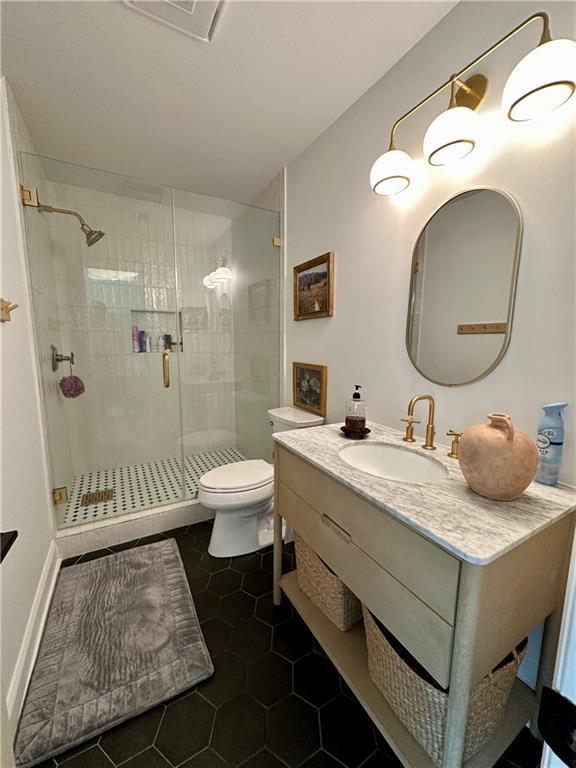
[294,533,362,631]
[363,606,527,765]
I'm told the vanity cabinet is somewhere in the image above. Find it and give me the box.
[272,442,575,768]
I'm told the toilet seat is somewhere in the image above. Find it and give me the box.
[199,459,273,493]
[198,460,274,512]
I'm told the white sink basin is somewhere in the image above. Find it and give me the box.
[339,442,448,484]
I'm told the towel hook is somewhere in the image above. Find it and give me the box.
[51,344,75,373]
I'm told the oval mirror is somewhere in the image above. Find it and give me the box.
[406,189,522,386]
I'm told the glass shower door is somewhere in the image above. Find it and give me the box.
[19,153,185,527]
[173,187,281,501]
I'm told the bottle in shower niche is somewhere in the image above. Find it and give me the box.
[536,402,568,486]
[345,385,367,435]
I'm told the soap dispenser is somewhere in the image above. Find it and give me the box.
[536,402,568,486]
[345,385,367,436]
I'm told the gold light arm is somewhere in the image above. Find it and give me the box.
[388,11,551,149]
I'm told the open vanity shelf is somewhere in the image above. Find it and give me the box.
[280,570,536,768]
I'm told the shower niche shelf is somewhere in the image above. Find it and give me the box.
[131,309,183,353]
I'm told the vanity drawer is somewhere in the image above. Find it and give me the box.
[278,481,454,688]
[277,446,460,624]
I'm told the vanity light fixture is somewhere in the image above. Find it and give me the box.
[370,11,576,196]
[502,35,576,121]
[213,265,232,282]
[369,142,414,196]
[203,274,217,289]
[422,76,484,166]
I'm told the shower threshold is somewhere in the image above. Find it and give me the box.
[59,448,246,528]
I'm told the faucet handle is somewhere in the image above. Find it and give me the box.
[447,430,463,459]
[401,416,420,443]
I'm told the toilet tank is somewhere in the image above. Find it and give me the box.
[267,407,324,433]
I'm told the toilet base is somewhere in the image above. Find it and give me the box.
[208,499,274,558]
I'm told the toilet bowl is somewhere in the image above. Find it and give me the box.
[199,407,324,558]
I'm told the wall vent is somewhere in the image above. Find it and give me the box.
[124,1,225,43]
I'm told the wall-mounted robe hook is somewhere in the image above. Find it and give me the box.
[51,344,75,372]
[1,298,19,323]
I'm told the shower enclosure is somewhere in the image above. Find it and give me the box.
[19,154,281,530]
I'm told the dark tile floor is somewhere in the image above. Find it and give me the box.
[45,521,543,768]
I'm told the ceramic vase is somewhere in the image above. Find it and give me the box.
[458,413,538,501]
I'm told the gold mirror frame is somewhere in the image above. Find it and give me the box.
[405,187,523,387]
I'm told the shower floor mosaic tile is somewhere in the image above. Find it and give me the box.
[59,448,246,528]
[48,521,544,768]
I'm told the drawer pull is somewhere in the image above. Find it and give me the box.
[321,514,351,543]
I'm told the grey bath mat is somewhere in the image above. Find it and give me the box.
[14,539,213,768]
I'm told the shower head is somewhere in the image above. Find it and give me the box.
[37,201,105,247]
[81,223,105,247]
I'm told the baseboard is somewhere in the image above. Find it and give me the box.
[6,540,61,730]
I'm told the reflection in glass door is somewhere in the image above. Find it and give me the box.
[173,189,281,502]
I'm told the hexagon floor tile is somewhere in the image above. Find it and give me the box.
[211,694,267,766]
[267,695,320,767]
[155,693,215,765]
[245,651,292,705]
[51,520,540,768]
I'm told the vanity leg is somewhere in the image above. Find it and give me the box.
[273,449,282,606]
[442,564,482,768]
[273,505,283,605]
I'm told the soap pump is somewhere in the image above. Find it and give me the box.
[345,385,367,434]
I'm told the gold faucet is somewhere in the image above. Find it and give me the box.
[402,394,436,450]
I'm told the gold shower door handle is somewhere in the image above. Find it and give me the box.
[162,351,170,388]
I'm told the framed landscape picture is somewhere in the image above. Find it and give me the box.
[293,252,334,320]
[293,362,327,417]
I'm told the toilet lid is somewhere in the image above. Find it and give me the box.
[200,460,274,492]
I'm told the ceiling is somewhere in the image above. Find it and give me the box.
[1,1,456,203]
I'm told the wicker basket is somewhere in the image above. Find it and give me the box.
[294,533,362,631]
[363,606,527,765]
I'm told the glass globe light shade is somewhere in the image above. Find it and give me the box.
[202,275,216,289]
[502,39,576,122]
[369,149,413,196]
[213,265,232,282]
[423,106,479,166]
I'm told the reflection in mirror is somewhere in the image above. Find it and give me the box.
[407,189,522,386]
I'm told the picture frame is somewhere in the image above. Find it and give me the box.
[292,362,327,417]
[293,252,334,320]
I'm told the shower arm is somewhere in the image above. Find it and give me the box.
[37,203,88,227]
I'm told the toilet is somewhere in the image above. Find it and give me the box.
[199,406,324,557]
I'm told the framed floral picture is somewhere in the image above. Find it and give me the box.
[293,252,334,320]
[292,362,327,417]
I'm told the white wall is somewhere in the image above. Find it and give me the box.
[0,80,56,726]
[285,0,575,486]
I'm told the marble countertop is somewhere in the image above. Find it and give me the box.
[273,422,576,565]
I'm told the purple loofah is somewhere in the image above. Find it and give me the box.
[59,375,85,398]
